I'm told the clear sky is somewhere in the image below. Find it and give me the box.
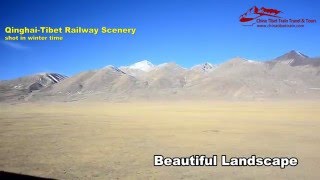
[1,0,319,79]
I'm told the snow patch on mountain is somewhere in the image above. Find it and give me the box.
[246,59,262,64]
[103,65,126,74]
[158,63,169,67]
[128,60,155,72]
[36,73,67,83]
[191,62,216,72]
[294,50,308,58]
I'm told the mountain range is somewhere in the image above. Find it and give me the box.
[1,50,320,102]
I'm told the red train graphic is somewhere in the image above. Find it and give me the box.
[240,6,282,23]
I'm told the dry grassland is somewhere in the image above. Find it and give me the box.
[0,101,319,179]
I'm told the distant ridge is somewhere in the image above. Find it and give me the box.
[1,50,320,102]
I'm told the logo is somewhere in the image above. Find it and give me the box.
[239,6,317,28]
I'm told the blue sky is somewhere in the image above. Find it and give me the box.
[1,0,319,79]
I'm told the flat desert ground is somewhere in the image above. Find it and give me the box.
[0,101,319,179]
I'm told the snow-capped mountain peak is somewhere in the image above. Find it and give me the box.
[293,50,308,58]
[36,73,67,83]
[273,50,310,66]
[191,62,216,72]
[128,60,155,72]
[275,50,309,62]
[202,62,214,69]
[103,65,125,73]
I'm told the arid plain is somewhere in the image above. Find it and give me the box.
[0,101,319,179]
